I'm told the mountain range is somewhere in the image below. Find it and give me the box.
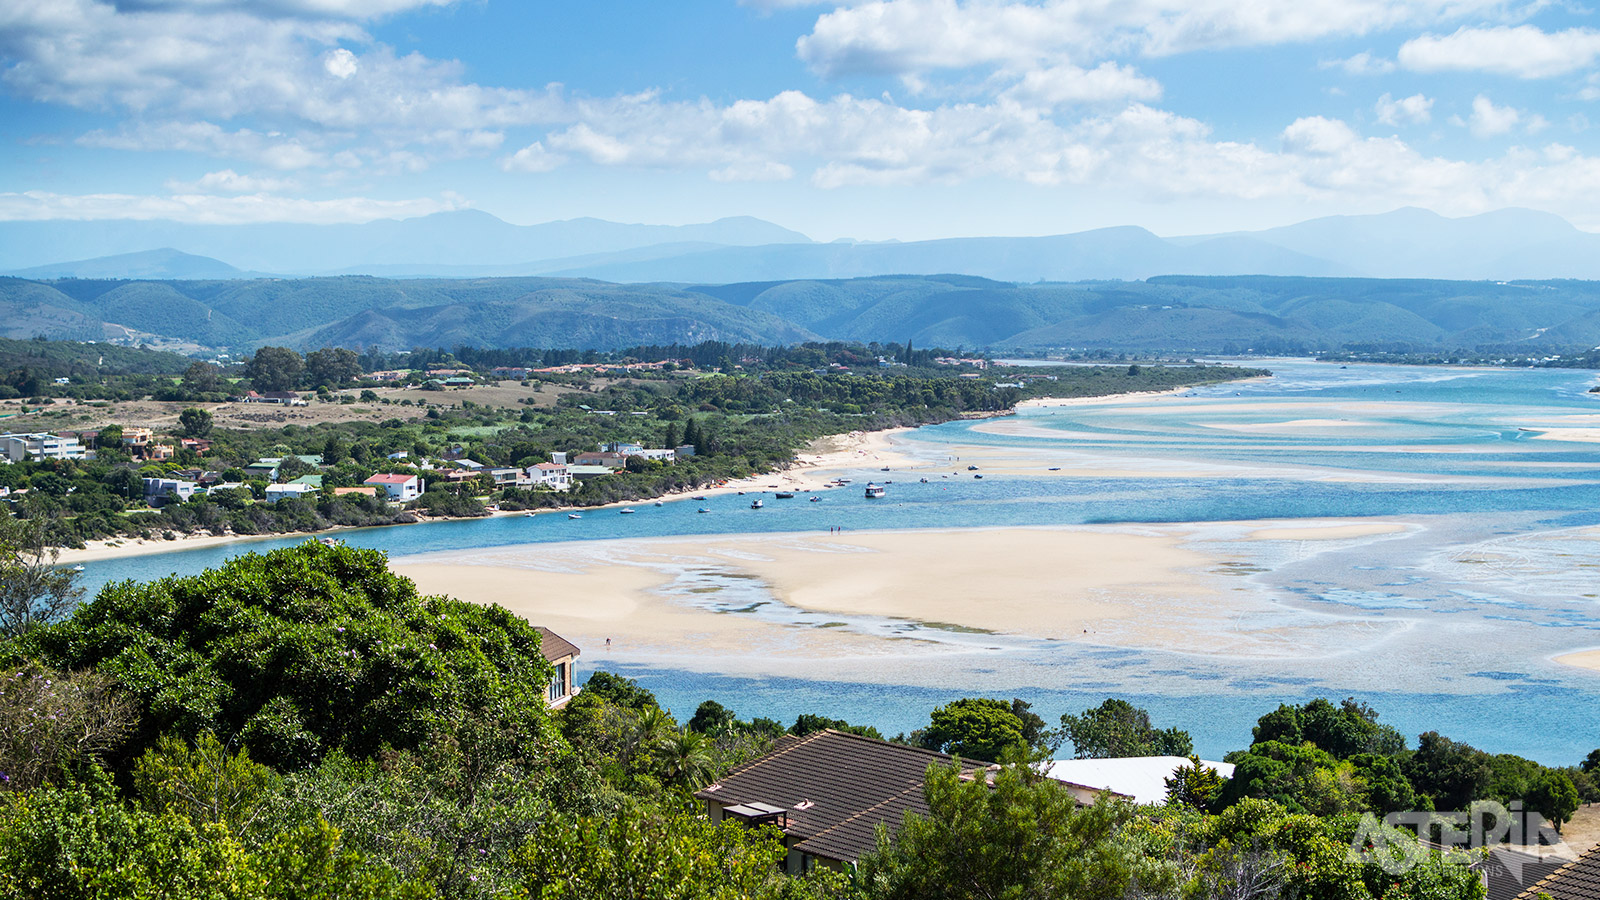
[4,207,1600,283]
[7,271,1600,355]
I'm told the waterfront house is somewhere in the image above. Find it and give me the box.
[143,477,197,506]
[528,461,572,491]
[264,482,318,502]
[364,473,424,502]
[573,451,626,469]
[694,729,990,874]
[535,627,581,709]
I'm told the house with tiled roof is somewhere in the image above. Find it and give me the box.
[363,472,424,502]
[1513,842,1600,900]
[534,627,580,709]
[694,729,990,874]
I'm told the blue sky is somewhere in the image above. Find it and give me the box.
[4,0,1600,240]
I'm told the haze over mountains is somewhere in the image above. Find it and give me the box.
[5,207,1600,283]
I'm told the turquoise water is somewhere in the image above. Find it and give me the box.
[77,361,1600,763]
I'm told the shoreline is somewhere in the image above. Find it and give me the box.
[52,377,1252,566]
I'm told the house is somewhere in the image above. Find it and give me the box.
[366,370,409,382]
[695,729,991,874]
[179,437,213,455]
[1511,842,1600,900]
[386,451,409,461]
[572,451,626,469]
[528,461,571,491]
[603,442,645,455]
[121,427,153,449]
[0,432,90,462]
[1040,756,1231,806]
[443,376,475,388]
[264,482,318,502]
[487,467,522,486]
[288,474,323,489]
[364,473,424,502]
[243,391,307,406]
[243,459,282,482]
[1483,848,1572,900]
[143,477,197,505]
[535,627,581,709]
[491,366,532,379]
[53,376,69,385]
[145,443,175,461]
[566,464,614,479]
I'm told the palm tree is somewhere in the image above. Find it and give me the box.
[656,729,716,791]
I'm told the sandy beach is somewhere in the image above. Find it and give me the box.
[1554,649,1600,673]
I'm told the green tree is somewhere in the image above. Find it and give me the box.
[177,406,213,437]
[1252,698,1406,759]
[180,361,222,394]
[21,541,561,772]
[1165,755,1226,810]
[244,346,305,392]
[305,348,364,390]
[912,697,1027,762]
[857,762,1177,900]
[514,802,851,900]
[133,732,280,833]
[0,506,84,635]
[1060,698,1193,759]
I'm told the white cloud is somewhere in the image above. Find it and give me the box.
[79,122,332,169]
[797,0,1513,77]
[1464,94,1522,137]
[0,0,566,165]
[1321,51,1396,75]
[163,169,301,193]
[0,189,468,224]
[501,141,565,173]
[1374,92,1433,125]
[1002,62,1163,107]
[1399,26,1600,78]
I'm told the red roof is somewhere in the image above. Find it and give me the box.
[364,473,417,484]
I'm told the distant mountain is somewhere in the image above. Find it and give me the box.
[0,211,812,275]
[5,271,1600,355]
[2,206,1597,283]
[1183,208,1600,280]
[4,248,248,280]
[541,227,1355,283]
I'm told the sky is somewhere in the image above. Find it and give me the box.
[3,0,1600,241]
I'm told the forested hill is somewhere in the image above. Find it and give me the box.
[6,272,1600,355]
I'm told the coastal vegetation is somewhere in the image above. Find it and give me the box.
[0,542,1590,900]
[1,339,1262,548]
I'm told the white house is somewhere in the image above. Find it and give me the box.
[528,461,572,491]
[364,473,424,502]
[142,477,197,505]
[1,432,89,462]
[265,482,319,502]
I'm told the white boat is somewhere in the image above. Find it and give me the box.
[698,507,711,513]
[568,513,582,519]
[620,508,636,514]
[524,511,535,517]
[750,499,764,509]
[654,500,664,506]
[71,564,86,572]
[864,483,885,499]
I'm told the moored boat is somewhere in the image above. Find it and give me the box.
[864,482,885,499]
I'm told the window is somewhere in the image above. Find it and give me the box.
[548,662,567,701]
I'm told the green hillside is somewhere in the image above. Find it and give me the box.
[5,272,1600,354]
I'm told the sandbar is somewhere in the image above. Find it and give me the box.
[1554,649,1600,674]
[1247,522,1409,541]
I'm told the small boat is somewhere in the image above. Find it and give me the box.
[750,499,764,509]
[1048,467,1061,472]
[619,508,636,515]
[837,478,852,484]
[698,507,711,513]
[775,492,795,499]
[809,496,822,503]
[71,564,86,572]
[864,483,885,499]
[919,477,928,483]
[524,511,535,517]
[568,513,582,519]
[738,491,746,495]
[974,474,984,479]
[967,465,979,471]
[654,500,664,506]
[692,495,707,500]
[319,537,341,546]
[881,466,890,472]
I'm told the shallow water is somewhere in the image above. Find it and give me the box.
[78,360,1600,762]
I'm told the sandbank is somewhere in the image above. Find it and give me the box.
[1553,649,1600,674]
[1247,522,1409,541]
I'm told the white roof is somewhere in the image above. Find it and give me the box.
[1043,756,1234,805]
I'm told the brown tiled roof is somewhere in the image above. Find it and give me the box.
[694,729,979,865]
[1487,849,1571,900]
[534,627,579,663]
[1514,843,1600,900]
